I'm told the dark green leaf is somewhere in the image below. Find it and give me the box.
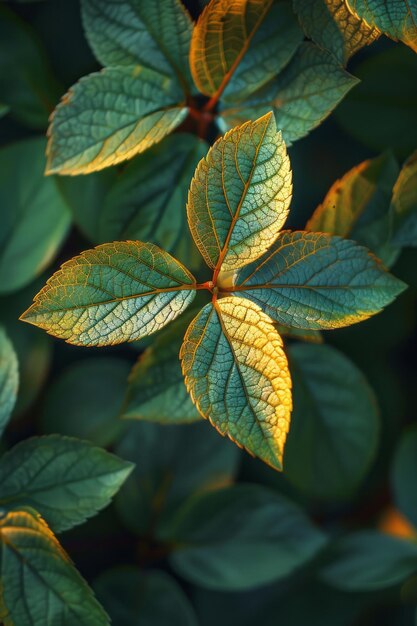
[0,103,9,118]
[0,327,18,439]
[391,149,417,247]
[392,428,417,528]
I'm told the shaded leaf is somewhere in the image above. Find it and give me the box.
[181,297,292,471]
[285,343,379,499]
[166,484,326,590]
[220,43,358,143]
[94,568,198,626]
[391,149,417,247]
[392,428,417,528]
[20,241,196,347]
[0,138,71,295]
[0,510,109,625]
[276,324,323,343]
[0,328,18,439]
[46,67,188,175]
[187,113,292,272]
[0,103,9,118]
[234,231,406,330]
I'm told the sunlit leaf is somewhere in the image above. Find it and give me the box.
[347,0,417,53]
[94,568,198,626]
[0,328,18,439]
[307,152,401,266]
[165,484,326,590]
[20,241,196,347]
[293,0,379,65]
[41,358,131,446]
[392,428,417,528]
[233,231,406,330]
[391,149,417,247]
[81,0,193,90]
[181,297,292,470]
[0,138,71,295]
[187,113,292,272]
[46,67,188,175]
[285,343,379,499]
[220,43,358,143]
[0,510,109,625]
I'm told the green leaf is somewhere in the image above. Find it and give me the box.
[81,0,193,90]
[392,428,417,528]
[347,0,417,52]
[0,138,71,295]
[276,324,323,343]
[319,531,417,591]
[187,112,292,272]
[391,149,417,247]
[41,358,131,446]
[0,328,18,439]
[20,241,196,347]
[293,0,379,65]
[98,134,207,269]
[0,435,133,533]
[166,484,326,590]
[94,568,198,626]
[46,66,188,175]
[233,231,406,330]
[180,297,292,471]
[0,6,61,128]
[306,151,401,267]
[285,343,379,499]
[0,103,9,118]
[221,0,303,103]
[220,43,358,143]
[115,421,240,535]
[0,510,109,625]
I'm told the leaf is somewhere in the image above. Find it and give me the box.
[285,343,379,499]
[233,231,406,330]
[81,0,193,90]
[392,428,417,528]
[319,531,417,591]
[0,103,9,118]
[41,358,131,446]
[0,328,19,439]
[0,138,71,295]
[115,421,240,535]
[0,510,109,625]
[94,568,198,626]
[347,0,417,53]
[391,149,417,247]
[20,241,196,347]
[166,484,326,590]
[221,0,303,103]
[190,0,273,99]
[98,134,207,269]
[306,151,401,267]
[276,324,323,343]
[180,296,292,471]
[46,66,188,175]
[220,43,359,144]
[187,113,292,272]
[293,0,379,65]
[0,435,133,533]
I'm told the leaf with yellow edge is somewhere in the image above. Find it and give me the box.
[180,296,292,471]
[187,112,292,272]
[20,242,196,347]
[190,0,273,99]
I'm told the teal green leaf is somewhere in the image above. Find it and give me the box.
[81,0,193,90]
[46,66,188,175]
[392,428,417,528]
[0,510,109,626]
[115,421,240,535]
[0,328,19,439]
[20,241,196,347]
[285,343,379,499]
[98,134,207,269]
[220,43,358,143]
[319,531,417,590]
[222,1,303,103]
[41,358,130,446]
[187,112,292,272]
[94,568,198,626]
[166,484,326,590]
[234,231,406,330]
[0,435,133,533]
[180,297,292,471]
[391,149,417,247]
[0,138,71,295]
